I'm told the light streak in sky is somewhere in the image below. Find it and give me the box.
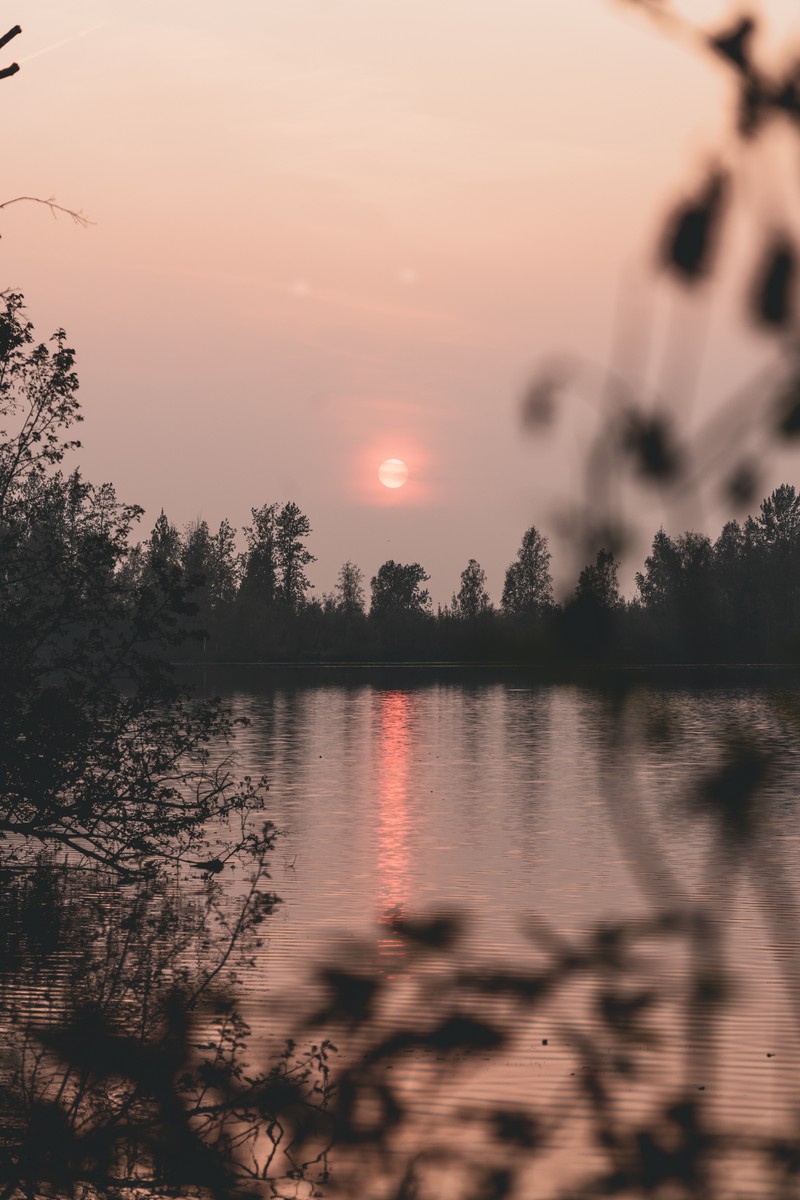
[19,22,108,65]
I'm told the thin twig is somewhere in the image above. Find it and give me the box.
[0,195,92,227]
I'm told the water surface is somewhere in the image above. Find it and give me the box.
[7,667,800,1197]
[185,667,800,1194]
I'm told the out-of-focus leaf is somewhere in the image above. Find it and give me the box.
[491,1109,541,1149]
[466,1167,513,1200]
[311,968,380,1028]
[775,375,800,437]
[427,1014,505,1053]
[626,1100,707,1194]
[334,1078,404,1144]
[775,64,800,119]
[622,411,682,481]
[725,462,759,506]
[521,373,561,430]
[592,924,627,967]
[583,522,630,561]
[694,736,771,842]
[660,171,727,282]
[598,988,657,1039]
[456,966,550,1002]
[692,969,731,1007]
[751,239,796,328]
[709,17,756,72]
[739,78,767,137]
[390,912,462,950]
[365,1014,505,1064]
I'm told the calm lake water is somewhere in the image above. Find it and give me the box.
[187,667,800,1194]
[7,667,800,1197]
[197,667,800,942]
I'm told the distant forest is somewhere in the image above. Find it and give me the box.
[121,484,800,664]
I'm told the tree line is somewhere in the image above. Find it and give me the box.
[2,252,787,670]
[3,276,800,672]
[126,485,800,664]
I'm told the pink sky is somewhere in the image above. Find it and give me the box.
[5,1,800,601]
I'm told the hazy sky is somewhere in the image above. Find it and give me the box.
[5,1,800,602]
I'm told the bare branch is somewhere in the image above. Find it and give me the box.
[0,195,92,227]
[0,25,21,80]
[0,24,21,53]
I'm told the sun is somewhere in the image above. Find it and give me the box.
[378,458,408,489]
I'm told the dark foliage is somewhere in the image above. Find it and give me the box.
[121,481,800,667]
[370,560,431,620]
[661,171,728,282]
[752,238,796,328]
[7,738,800,1200]
[709,17,756,73]
[622,412,682,482]
[0,292,269,873]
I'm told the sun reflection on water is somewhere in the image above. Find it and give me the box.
[376,691,413,933]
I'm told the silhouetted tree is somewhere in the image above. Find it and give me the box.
[239,500,315,616]
[746,484,800,651]
[711,519,750,652]
[451,558,492,619]
[756,483,800,546]
[240,501,278,606]
[208,517,238,609]
[180,517,213,633]
[332,559,366,615]
[143,509,182,586]
[560,549,624,661]
[501,526,553,617]
[0,293,268,872]
[574,548,622,609]
[636,530,709,610]
[276,500,315,610]
[115,539,145,597]
[179,517,239,643]
[370,560,431,618]
[635,529,673,612]
[181,517,211,575]
[636,529,717,659]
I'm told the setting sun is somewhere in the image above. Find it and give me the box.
[378,458,409,489]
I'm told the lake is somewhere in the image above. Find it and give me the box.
[187,667,800,1196]
[5,666,800,1197]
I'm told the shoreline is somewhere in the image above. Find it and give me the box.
[172,660,800,684]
